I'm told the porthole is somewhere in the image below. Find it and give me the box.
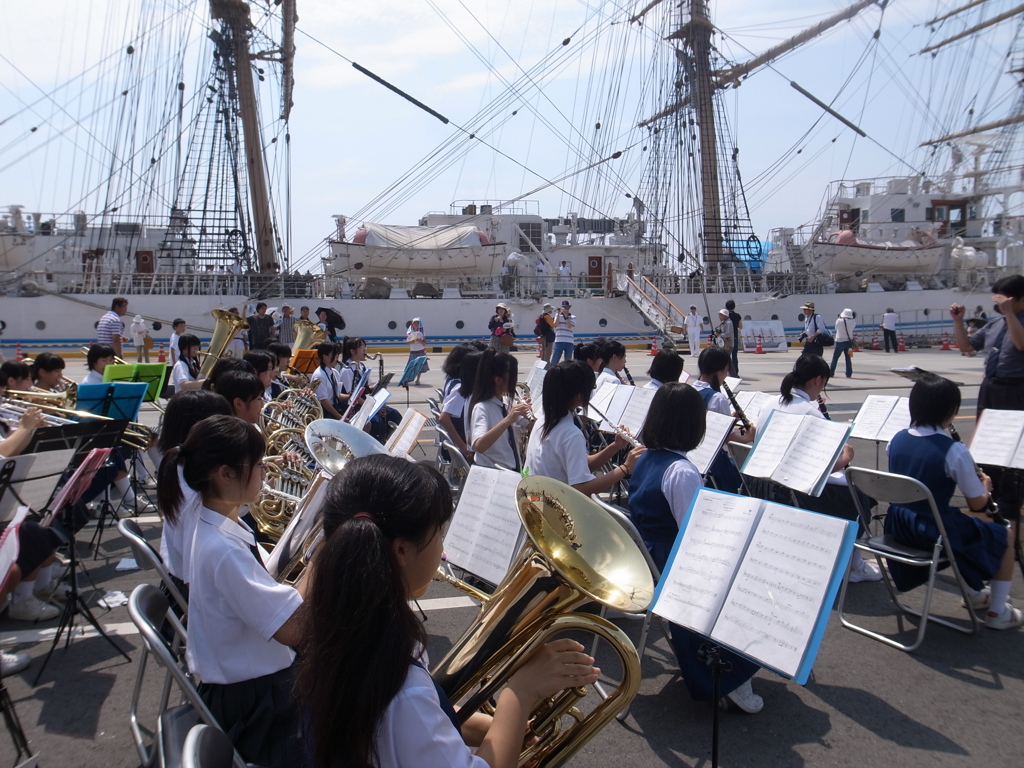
[455,320,465,329]
[35,320,46,330]
[387,321,397,330]
[744,315,751,321]
[598,318,608,328]
[771,314,779,321]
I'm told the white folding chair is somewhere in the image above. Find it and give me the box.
[119,519,188,619]
[182,724,238,768]
[590,497,672,721]
[837,467,980,652]
[441,440,473,503]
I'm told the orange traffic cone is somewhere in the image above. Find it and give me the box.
[157,342,166,363]
[536,338,544,358]
[14,342,22,360]
[850,335,857,356]
[898,333,907,352]
[871,332,880,350]
[755,334,764,354]
[649,335,659,356]
[941,332,951,351]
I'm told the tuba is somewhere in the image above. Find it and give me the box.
[432,476,653,767]
[199,308,248,377]
[303,418,389,476]
[291,319,326,351]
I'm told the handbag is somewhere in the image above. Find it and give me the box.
[142,334,154,350]
[499,332,515,347]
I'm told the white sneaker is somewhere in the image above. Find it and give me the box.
[34,576,66,602]
[962,588,1013,612]
[1,651,31,675]
[7,595,60,622]
[848,557,883,583]
[722,678,764,714]
[985,605,1024,630]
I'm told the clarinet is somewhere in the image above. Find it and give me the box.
[948,425,1006,523]
[719,381,752,435]
[622,366,635,386]
[817,395,832,420]
[587,402,643,448]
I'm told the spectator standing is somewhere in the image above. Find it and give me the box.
[882,307,900,353]
[488,304,515,351]
[96,297,129,359]
[558,260,571,295]
[130,314,151,363]
[830,308,856,379]
[682,305,703,357]
[716,310,734,357]
[725,299,742,376]
[169,318,186,366]
[247,302,275,349]
[800,301,827,357]
[551,300,576,365]
[535,304,556,362]
[406,317,428,386]
[277,304,296,345]
[298,305,311,322]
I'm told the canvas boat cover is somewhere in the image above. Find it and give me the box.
[357,223,486,249]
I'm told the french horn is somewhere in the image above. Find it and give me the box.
[432,476,653,767]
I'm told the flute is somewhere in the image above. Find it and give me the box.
[719,381,752,435]
[587,401,643,448]
[948,424,1006,523]
[817,395,832,421]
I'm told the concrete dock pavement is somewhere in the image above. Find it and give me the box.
[2,347,1022,767]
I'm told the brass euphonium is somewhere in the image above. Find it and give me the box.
[199,308,249,377]
[291,319,326,352]
[432,476,653,768]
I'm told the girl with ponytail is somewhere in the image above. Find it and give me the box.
[299,454,599,768]
[156,415,304,768]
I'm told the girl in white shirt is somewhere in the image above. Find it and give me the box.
[152,390,232,599]
[299,454,599,768]
[525,361,644,493]
[82,343,116,385]
[469,350,532,470]
[170,334,202,390]
[156,415,304,768]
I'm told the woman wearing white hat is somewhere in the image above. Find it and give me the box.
[130,314,151,363]
[406,317,428,386]
[488,303,515,351]
[830,308,857,378]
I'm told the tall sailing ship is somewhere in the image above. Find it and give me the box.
[1,1,1021,356]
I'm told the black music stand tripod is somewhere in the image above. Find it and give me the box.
[33,499,132,685]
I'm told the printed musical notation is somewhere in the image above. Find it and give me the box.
[652,489,856,683]
[524,361,549,418]
[442,466,525,585]
[385,409,428,456]
[969,409,1024,470]
[686,410,739,476]
[742,411,851,496]
[587,383,655,437]
[849,395,911,442]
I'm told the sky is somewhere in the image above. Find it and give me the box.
[1,0,1020,270]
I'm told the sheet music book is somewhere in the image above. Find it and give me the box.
[103,363,168,402]
[652,488,855,682]
[969,409,1024,469]
[386,409,428,455]
[741,411,851,496]
[849,395,911,442]
[349,390,392,430]
[523,361,548,418]
[732,390,780,428]
[686,410,738,475]
[0,450,77,519]
[587,383,656,437]
[442,466,525,586]
[724,376,742,391]
[341,368,373,422]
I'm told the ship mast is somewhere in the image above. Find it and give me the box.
[210,0,279,273]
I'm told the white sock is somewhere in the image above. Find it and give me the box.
[114,476,131,496]
[134,455,151,480]
[34,565,52,588]
[851,550,866,567]
[965,585,983,598]
[989,580,1012,615]
[12,579,36,605]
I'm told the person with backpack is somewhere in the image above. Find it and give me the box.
[799,301,831,357]
[533,303,556,361]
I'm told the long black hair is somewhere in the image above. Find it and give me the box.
[780,354,831,404]
[201,357,256,390]
[155,390,232,456]
[178,334,202,378]
[541,361,595,439]
[573,342,604,369]
[470,349,517,410]
[697,347,731,390]
[299,455,452,768]
[340,336,366,364]
[156,415,264,525]
[456,351,483,399]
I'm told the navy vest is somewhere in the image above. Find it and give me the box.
[629,449,692,553]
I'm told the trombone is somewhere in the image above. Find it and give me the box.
[1,392,153,450]
[79,346,128,365]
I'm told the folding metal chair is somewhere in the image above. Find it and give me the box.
[182,724,237,768]
[441,440,473,503]
[118,519,189,619]
[725,441,754,497]
[590,497,673,721]
[128,584,249,768]
[837,467,979,652]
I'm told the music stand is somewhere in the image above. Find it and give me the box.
[289,349,319,375]
[397,356,429,408]
[1,512,34,765]
[33,444,132,686]
[103,363,167,404]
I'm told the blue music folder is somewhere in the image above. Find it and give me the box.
[397,355,428,387]
[77,382,149,422]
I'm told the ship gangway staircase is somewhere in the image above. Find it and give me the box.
[617,274,692,349]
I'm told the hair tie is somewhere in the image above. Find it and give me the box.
[352,512,381,525]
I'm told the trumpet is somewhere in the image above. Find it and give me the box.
[0,400,78,428]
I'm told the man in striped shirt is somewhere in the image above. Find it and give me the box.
[96,297,129,358]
